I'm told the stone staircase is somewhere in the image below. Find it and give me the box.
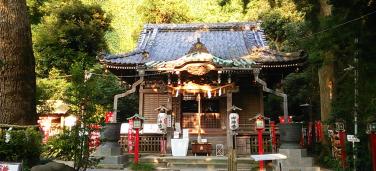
[139,155,262,171]
[276,149,320,171]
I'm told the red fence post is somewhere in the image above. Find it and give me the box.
[258,128,264,170]
[339,131,347,168]
[134,128,140,165]
[371,133,376,171]
[128,120,134,153]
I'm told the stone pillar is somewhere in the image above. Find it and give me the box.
[93,123,125,169]
[279,123,302,149]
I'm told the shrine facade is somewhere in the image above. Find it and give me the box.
[100,22,305,155]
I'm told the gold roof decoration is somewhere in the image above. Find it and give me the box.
[245,47,265,60]
[168,81,236,98]
[187,38,209,54]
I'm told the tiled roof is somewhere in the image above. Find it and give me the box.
[101,22,304,68]
[144,52,255,70]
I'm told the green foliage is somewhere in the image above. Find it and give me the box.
[26,0,48,24]
[130,163,155,171]
[33,0,111,76]
[42,130,76,160]
[138,0,192,24]
[282,67,320,120]
[0,128,42,167]
[36,68,70,103]
[42,127,100,170]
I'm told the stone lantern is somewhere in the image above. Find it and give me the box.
[367,122,376,134]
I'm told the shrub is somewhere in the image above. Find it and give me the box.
[130,163,155,171]
[41,129,77,160]
[41,126,100,171]
[0,127,42,167]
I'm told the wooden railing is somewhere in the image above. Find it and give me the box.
[119,134,165,154]
[238,123,280,134]
[119,124,280,155]
[236,123,280,155]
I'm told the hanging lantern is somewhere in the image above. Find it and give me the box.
[157,112,168,130]
[156,105,169,131]
[229,112,239,130]
[255,115,265,130]
[228,105,242,131]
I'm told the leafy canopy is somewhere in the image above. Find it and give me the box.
[33,0,111,76]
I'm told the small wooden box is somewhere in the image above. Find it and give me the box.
[192,143,212,156]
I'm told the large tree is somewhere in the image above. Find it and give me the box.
[33,0,111,77]
[0,0,37,124]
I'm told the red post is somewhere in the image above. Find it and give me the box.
[371,133,376,171]
[339,131,347,168]
[270,121,276,152]
[315,121,323,142]
[258,128,264,171]
[128,120,134,153]
[134,128,140,165]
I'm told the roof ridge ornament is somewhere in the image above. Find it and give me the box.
[187,38,209,54]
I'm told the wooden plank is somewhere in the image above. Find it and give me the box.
[143,92,168,123]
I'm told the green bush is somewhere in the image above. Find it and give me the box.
[0,128,42,167]
[42,129,77,160]
[129,163,155,171]
[41,127,101,171]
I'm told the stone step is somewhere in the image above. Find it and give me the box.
[278,156,314,167]
[279,149,308,159]
[279,166,320,171]
[139,155,260,170]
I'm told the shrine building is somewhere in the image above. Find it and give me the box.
[100,22,306,155]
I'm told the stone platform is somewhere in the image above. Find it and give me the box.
[275,149,320,171]
[92,142,126,169]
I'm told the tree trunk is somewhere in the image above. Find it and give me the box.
[0,0,37,125]
[317,0,333,124]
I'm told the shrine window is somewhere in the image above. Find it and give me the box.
[181,99,221,129]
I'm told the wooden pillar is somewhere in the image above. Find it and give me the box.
[227,92,237,171]
[166,93,173,154]
[259,87,264,115]
[226,92,233,148]
[139,84,144,116]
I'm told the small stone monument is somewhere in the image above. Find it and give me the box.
[92,122,125,169]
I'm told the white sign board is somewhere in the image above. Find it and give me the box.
[347,135,360,142]
[0,162,22,171]
[250,154,287,161]
[120,123,163,134]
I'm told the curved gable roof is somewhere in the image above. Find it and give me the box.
[101,22,304,68]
